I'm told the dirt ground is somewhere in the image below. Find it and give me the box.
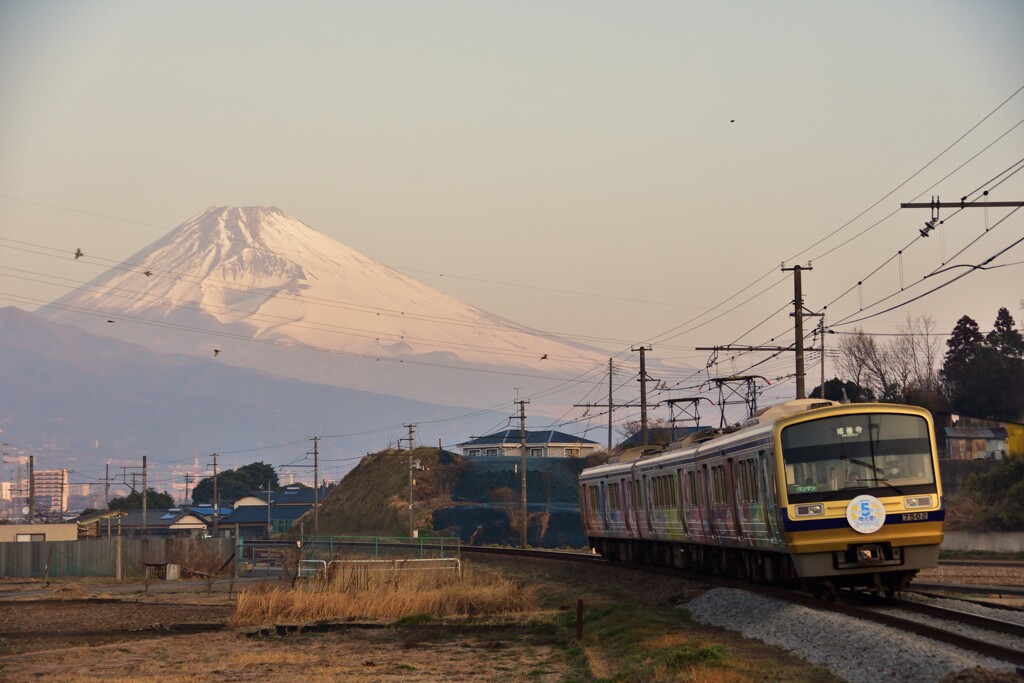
[1,560,1016,683]
[0,589,570,682]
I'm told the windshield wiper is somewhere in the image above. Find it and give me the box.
[848,458,883,474]
[852,477,903,495]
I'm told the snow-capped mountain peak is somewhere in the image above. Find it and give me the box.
[40,206,607,402]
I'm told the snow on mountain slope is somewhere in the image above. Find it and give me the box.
[40,207,609,402]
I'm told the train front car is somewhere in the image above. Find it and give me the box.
[776,403,943,597]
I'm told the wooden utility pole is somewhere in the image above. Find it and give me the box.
[28,455,34,524]
[404,424,417,537]
[516,399,529,548]
[782,264,811,399]
[632,347,653,447]
[574,359,634,450]
[310,437,320,535]
[608,358,613,449]
[818,317,826,397]
[210,453,219,537]
[141,455,147,533]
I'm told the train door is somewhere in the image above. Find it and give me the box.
[641,473,654,534]
[621,477,633,534]
[758,449,781,545]
[701,463,715,539]
[674,468,689,537]
[726,457,743,542]
[580,482,593,534]
[599,480,609,530]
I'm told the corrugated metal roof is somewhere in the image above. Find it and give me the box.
[944,427,1009,439]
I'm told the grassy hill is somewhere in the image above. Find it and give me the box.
[306,447,590,547]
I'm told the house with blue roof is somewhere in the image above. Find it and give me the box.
[88,508,210,538]
[219,484,326,540]
[458,430,600,459]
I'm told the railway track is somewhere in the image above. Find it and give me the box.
[465,546,1024,673]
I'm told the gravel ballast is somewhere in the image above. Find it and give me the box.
[685,588,1021,683]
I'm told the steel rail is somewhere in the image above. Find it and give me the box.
[460,546,1024,667]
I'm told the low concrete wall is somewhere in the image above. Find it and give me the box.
[941,531,1024,553]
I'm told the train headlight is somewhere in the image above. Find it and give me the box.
[903,495,933,509]
[794,503,824,517]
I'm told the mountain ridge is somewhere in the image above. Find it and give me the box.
[38,206,610,406]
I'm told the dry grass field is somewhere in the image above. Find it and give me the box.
[0,557,848,683]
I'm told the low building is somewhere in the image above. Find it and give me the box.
[458,430,600,458]
[219,485,319,540]
[945,426,1010,460]
[113,508,210,538]
[0,523,78,543]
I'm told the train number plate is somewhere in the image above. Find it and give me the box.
[901,512,928,521]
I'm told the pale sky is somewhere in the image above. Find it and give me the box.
[2,0,1023,413]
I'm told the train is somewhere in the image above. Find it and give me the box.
[578,399,944,598]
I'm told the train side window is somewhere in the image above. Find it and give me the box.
[710,466,724,505]
[739,460,758,503]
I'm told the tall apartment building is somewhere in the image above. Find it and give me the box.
[33,469,68,514]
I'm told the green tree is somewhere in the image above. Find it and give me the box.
[951,347,1024,422]
[810,378,875,403]
[939,315,984,397]
[942,310,1024,422]
[191,461,280,504]
[986,307,1024,357]
[108,488,175,510]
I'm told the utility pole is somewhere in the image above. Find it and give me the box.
[516,399,529,549]
[210,453,219,537]
[141,455,147,534]
[184,472,193,505]
[574,359,634,450]
[403,425,417,537]
[608,358,613,449]
[104,463,111,510]
[28,455,34,524]
[818,317,826,397]
[632,346,653,448]
[782,264,812,399]
[310,437,320,536]
[264,481,272,538]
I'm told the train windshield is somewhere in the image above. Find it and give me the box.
[780,413,936,502]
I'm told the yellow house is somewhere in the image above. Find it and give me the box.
[0,523,78,542]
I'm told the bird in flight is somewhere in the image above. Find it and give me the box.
[213,349,220,357]
[143,270,152,277]
[540,354,548,360]
[74,248,83,259]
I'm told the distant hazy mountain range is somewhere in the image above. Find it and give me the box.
[37,206,611,407]
[0,306,505,479]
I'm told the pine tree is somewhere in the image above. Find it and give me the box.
[939,315,984,395]
[986,307,1024,358]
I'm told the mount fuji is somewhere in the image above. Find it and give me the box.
[40,206,610,407]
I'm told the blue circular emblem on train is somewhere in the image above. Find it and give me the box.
[846,494,885,534]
